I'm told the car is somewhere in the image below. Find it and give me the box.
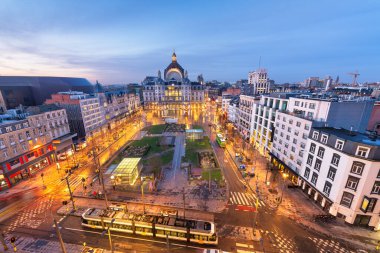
[235,152,240,157]
[59,154,67,161]
[239,164,246,170]
[248,168,255,177]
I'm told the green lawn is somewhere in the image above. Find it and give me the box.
[201,169,222,182]
[142,149,174,168]
[183,136,212,167]
[192,125,203,130]
[131,136,162,155]
[143,124,167,134]
[186,136,211,150]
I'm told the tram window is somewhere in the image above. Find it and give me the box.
[144,228,152,233]
[136,227,143,232]
[156,229,164,235]
[189,234,195,239]
[209,234,216,241]
[170,231,177,236]
[204,223,211,230]
[193,235,200,240]
[200,235,208,241]
[177,232,185,238]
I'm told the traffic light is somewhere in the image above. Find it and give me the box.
[10,236,16,251]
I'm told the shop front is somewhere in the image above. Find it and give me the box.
[269,152,299,185]
[0,173,10,191]
[3,151,54,187]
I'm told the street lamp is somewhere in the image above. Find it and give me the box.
[279,172,289,204]
[102,218,115,253]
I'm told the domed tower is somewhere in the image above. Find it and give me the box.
[164,52,185,81]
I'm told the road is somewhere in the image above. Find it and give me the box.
[0,104,358,253]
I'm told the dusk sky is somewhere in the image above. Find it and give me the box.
[0,0,379,84]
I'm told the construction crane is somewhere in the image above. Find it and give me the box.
[348,71,360,86]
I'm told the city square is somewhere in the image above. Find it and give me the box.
[1,1,380,253]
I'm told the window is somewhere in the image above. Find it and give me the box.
[356,146,370,158]
[331,154,340,166]
[309,143,316,154]
[327,167,337,181]
[26,131,31,139]
[305,125,310,130]
[309,103,316,109]
[321,134,328,144]
[346,176,360,191]
[3,151,8,158]
[311,172,318,185]
[291,146,296,152]
[0,138,4,147]
[22,144,27,151]
[302,133,308,139]
[307,154,313,166]
[317,147,325,158]
[287,127,291,133]
[314,159,322,171]
[312,131,319,140]
[304,167,311,179]
[293,139,297,144]
[371,181,380,194]
[340,192,354,208]
[323,181,332,196]
[296,122,301,127]
[377,169,380,178]
[335,139,344,150]
[351,162,365,175]
[360,197,377,213]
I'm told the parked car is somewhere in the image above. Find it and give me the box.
[239,164,246,170]
[235,152,241,157]
[59,154,67,161]
[248,167,255,177]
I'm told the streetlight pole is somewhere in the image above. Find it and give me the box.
[63,171,76,211]
[182,187,186,219]
[280,173,288,204]
[141,182,145,214]
[54,218,68,253]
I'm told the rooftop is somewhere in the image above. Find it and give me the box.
[313,127,380,147]
[113,158,141,175]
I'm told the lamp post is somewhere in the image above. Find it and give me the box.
[102,218,115,253]
[41,173,46,188]
[280,172,289,204]
[141,182,145,214]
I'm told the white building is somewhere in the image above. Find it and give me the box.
[271,97,375,182]
[248,69,270,95]
[227,97,239,124]
[300,127,380,229]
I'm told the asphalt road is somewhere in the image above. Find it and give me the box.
[0,105,359,253]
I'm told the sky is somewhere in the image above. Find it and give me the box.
[0,0,379,84]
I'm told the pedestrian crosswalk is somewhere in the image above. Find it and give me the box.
[229,191,265,207]
[236,242,255,253]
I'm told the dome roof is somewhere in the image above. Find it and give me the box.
[164,53,184,81]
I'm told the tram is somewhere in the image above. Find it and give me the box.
[81,208,218,245]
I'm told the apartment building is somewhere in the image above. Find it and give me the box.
[0,105,73,190]
[227,97,239,124]
[300,127,380,229]
[271,97,374,182]
[45,91,105,140]
[247,69,270,95]
[100,91,140,122]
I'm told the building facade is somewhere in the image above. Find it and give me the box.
[0,106,73,190]
[248,69,270,95]
[271,97,375,182]
[45,91,105,140]
[299,127,380,229]
[142,53,205,115]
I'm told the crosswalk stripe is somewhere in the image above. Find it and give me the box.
[232,192,238,204]
[239,192,249,206]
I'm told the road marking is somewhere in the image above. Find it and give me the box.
[236,243,254,249]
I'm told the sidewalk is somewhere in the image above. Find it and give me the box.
[226,141,380,251]
[1,235,120,253]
